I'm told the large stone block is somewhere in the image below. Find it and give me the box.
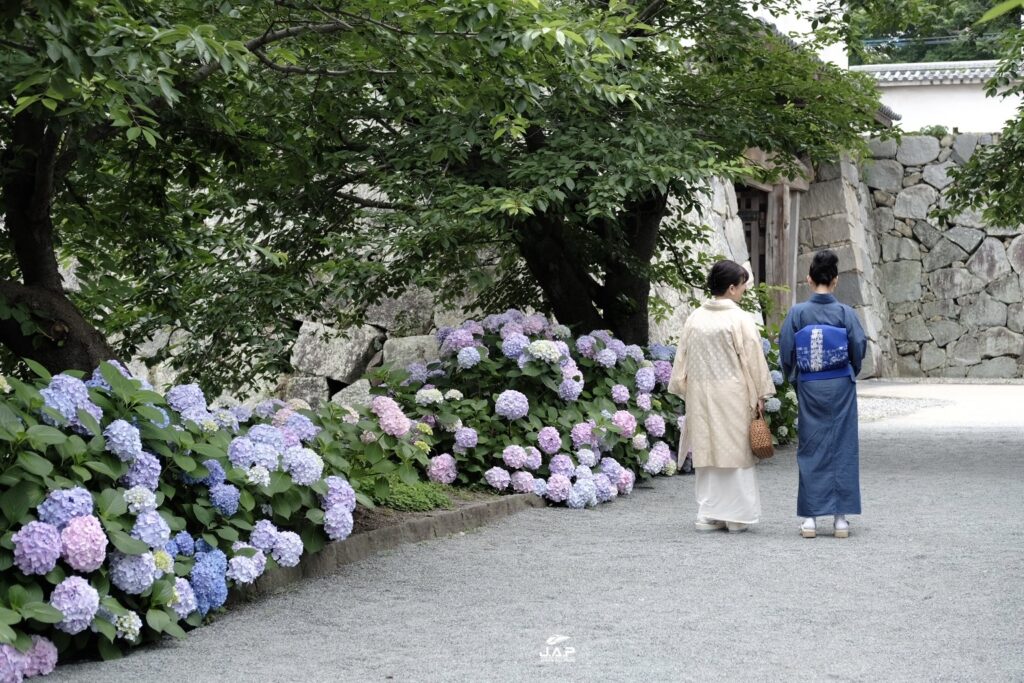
[723,215,749,264]
[868,137,897,158]
[893,315,932,342]
[816,159,859,184]
[896,355,925,377]
[966,237,1012,282]
[922,161,956,190]
[897,136,941,165]
[1008,303,1024,334]
[944,227,985,254]
[920,342,946,372]
[804,214,852,247]
[959,292,1007,328]
[894,184,939,220]
[330,379,372,408]
[863,160,903,192]
[987,273,1023,304]
[951,207,986,229]
[979,327,1024,359]
[1008,235,1024,274]
[872,207,895,235]
[365,287,435,336]
[802,179,853,219]
[926,319,964,348]
[967,356,1019,379]
[951,133,981,165]
[290,322,384,384]
[912,220,943,249]
[948,335,981,367]
[879,261,923,303]
[928,269,985,300]
[276,375,329,409]
[882,235,921,262]
[833,270,866,306]
[922,299,960,319]
[923,239,968,272]
[382,335,440,367]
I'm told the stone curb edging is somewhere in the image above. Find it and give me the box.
[228,494,547,603]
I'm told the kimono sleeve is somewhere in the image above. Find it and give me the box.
[667,322,689,397]
[844,306,868,376]
[733,314,776,410]
[778,307,799,384]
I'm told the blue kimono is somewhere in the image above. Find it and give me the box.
[779,293,867,518]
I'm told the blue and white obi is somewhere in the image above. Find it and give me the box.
[794,324,852,381]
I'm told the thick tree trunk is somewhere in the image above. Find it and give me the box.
[601,192,668,346]
[0,113,115,373]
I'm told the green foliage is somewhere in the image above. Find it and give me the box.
[848,0,1020,64]
[374,476,453,513]
[1,0,887,396]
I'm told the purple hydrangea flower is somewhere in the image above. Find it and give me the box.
[454,427,478,450]
[12,521,62,575]
[600,457,624,483]
[226,554,263,585]
[558,379,583,402]
[537,427,562,455]
[231,404,253,423]
[624,344,645,362]
[40,374,102,433]
[484,466,511,491]
[110,552,157,594]
[123,451,161,491]
[570,422,595,449]
[549,454,575,479]
[637,393,653,412]
[635,367,656,393]
[22,636,58,678]
[653,360,672,385]
[0,643,26,682]
[457,347,482,369]
[370,396,411,437]
[170,578,198,619]
[191,549,228,615]
[612,410,637,437]
[607,339,627,361]
[440,328,476,357]
[499,322,524,340]
[495,390,529,420]
[103,419,142,462]
[250,520,278,551]
[210,483,241,516]
[645,414,666,437]
[545,474,572,502]
[275,411,319,442]
[427,453,457,484]
[60,515,107,572]
[522,314,548,335]
[282,447,324,486]
[323,476,357,512]
[576,448,598,468]
[131,510,170,548]
[594,473,618,502]
[594,349,617,368]
[49,576,99,634]
[324,505,354,541]
[501,333,530,360]
[510,471,535,494]
[502,445,527,470]
[166,383,207,414]
[271,531,303,567]
[575,335,597,358]
[37,487,93,530]
[617,468,636,495]
[611,384,630,404]
[524,446,542,471]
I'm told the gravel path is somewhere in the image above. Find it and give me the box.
[54,382,1024,682]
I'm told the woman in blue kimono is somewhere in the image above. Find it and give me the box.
[779,250,867,539]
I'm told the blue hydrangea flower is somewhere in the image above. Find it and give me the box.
[247,425,285,453]
[251,442,280,471]
[166,383,208,414]
[279,412,319,442]
[173,531,195,556]
[576,449,598,467]
[457,347,481,369]
[123,451,161,491]
[594,473,617,503]
[558,379,583,402]
[228,437,255,468]
[49,576,99,635]
[771,370,784,386]
[324,505,354,541]
[226,555,263,585]
[37,487,93,530]
[762,338,772,355]
[271,531,303,567]
[594,349,617,368]
[109,552,157,594]
[103,419,143,462]
[170,578,198,619]
[282,447,324,486]
[210,483,240,516]
[40,374,103,433]
[323,476,357,513]
[501,333,530,360]
[404,362,429,384]
[635,367,656,394]
[231,404,253,423]
[12,521,62,576]
[250,520,279,551]
[648,344,676,361]
[454,427,478,450]
[191,549,228,615]
[624,345,645,362]
[765,397,782,413]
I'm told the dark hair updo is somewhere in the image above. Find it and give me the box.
[809,249,839,285]
[707,260,749,296]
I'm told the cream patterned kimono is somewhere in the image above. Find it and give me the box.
[668,298,775,524]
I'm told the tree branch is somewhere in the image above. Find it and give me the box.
[251,47,397,77]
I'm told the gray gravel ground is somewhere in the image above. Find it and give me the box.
[54,382,1024,682]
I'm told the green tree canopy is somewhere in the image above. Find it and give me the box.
[2,0,888,394]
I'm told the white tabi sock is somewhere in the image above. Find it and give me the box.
[801,517,816,530]
[834,515,849,530]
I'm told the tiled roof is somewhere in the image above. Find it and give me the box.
[849,60,999,86]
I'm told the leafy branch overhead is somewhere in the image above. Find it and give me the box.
[2,1,888,394]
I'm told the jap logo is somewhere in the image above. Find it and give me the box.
[539,634,576,662]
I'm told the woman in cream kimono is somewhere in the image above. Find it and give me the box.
[668,260,776,533]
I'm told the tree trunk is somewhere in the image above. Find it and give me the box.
[0,112,115,373]
[601,191,668,346]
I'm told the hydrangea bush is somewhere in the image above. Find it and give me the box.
[0,361,428,679]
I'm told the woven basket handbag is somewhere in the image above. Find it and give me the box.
[749,406,775,460]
